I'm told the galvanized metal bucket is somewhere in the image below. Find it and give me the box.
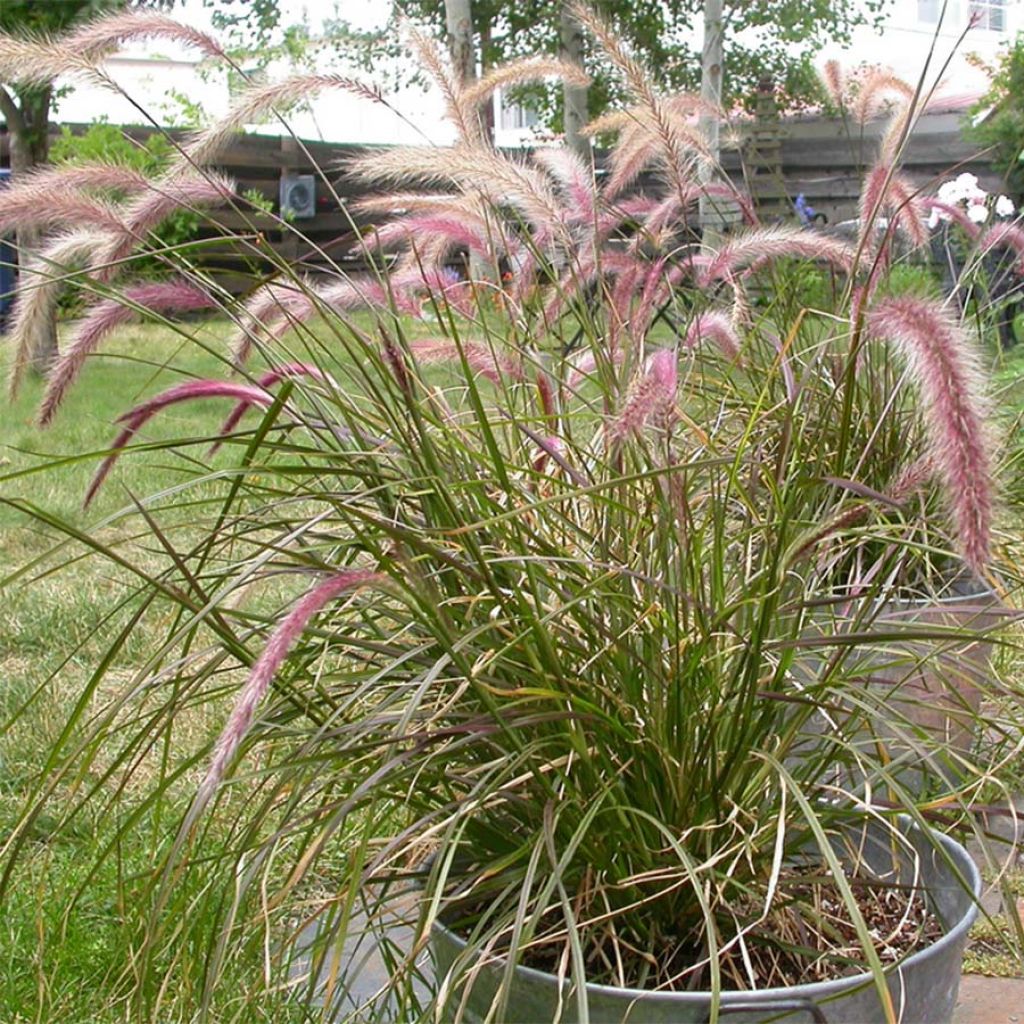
[431,818,980,1023]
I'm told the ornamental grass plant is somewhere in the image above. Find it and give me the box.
[1,6,1023,1022]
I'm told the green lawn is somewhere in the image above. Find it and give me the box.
[0,320,318,1023]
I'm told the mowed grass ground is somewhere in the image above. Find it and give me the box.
[0,320,319,1023]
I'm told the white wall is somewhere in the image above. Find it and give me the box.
[817,0,1022,100]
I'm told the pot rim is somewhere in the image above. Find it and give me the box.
[431,820,981,1007]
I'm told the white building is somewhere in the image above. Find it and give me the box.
[816,0,1022,100]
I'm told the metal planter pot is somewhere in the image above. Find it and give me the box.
[431,818,980,1024]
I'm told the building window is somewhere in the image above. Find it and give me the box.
[970,0,1006,30]
[497,91,540,132]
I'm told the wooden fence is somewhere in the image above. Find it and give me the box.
[0,110,999,285]
[728,108,1000,226]
[1,126,379,291]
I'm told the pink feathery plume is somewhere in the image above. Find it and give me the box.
[608,261,644,346]
[858,163,893,247]
[850,281,873,334]
[0,35,94,87]
[595,196,656,244]
[270,277,418,340]
[210,363,334,455]
[0,188,123,235]
[64,9,227,59]
[231,281,316,365]
[887,455,935,505]
[320,278,397,314]
[859,167,927,249]
[821,60,846,109]
[683,311,742,361]
[535,370,556,418]
[631,256,670,341]
[43,163,151,194]
[7,228,109,399]
[194,569,385,811]
[886,174,929,249]
[91,171,235,278]
[40,280,218,427]
[699,227,855,286]
[610,348,678,442]
[565,348,626,390]
[232,276,399,366]
[425,275,477,318]
[851,68,914,125]
[399,264,464,300]
[566,350,599,389]
[0,165,148,230]
[978,222,1024,272]
[533,147,597,226]
[641,195,685,236]
[186,74,383,166]
[122,171,235,239]
[409,338,522,383]
[507,247,541,307]
[531,433,567,475]
[922,198,982,241]
[702,182,758,227]
[84,380,275,507]
[607,194,660,228]
[604,137,659,201]
[866,296,993,572]
[371,215,494,259]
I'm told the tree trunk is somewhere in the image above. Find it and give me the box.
[478,21,495,144]
[445,0,476,89]
[697,0,724,246]
[444,0,491,279]
[559,3,589,160]
[1,83,58,372]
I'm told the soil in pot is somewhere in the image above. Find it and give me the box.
[442,868,944,993]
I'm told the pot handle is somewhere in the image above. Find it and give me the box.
[700,996,828,1023]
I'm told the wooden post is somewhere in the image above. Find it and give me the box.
[279,135,300,264]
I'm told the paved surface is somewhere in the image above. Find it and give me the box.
[957,800,1024,1022]
[955,976,1024,1023]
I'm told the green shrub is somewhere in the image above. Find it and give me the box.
[970,34,1024,197]
[51,121,201,292]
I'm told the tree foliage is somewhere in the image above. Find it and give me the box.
[339,0,893,123]
[970,34,1024,197]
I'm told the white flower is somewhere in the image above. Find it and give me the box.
[967,202,989,224]
[996,194,1015,217]
[937,173,987,208]
[938,179,966,205]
